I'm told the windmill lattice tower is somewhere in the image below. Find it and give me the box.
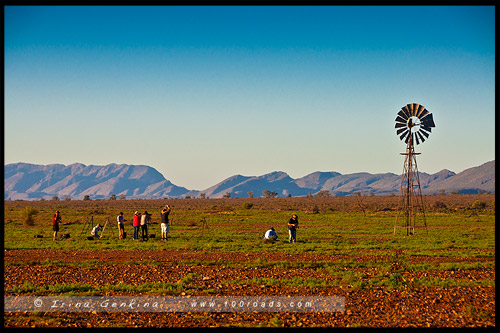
[394,103,435,236]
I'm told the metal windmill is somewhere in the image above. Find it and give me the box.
[394,103,435,235]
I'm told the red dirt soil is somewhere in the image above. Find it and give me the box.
[4,249,495,328]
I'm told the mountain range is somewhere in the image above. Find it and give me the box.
[4,160,495,200]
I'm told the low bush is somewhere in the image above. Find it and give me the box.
[471,200,486,210]
[20,206,38,226]
[433,201,447,209]
[243,202,254,209]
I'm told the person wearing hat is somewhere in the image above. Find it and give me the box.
[132,211,141,240]
[287,214,299,243]
[140,211,151,241]
[91,223,103,238]
[160,205,171,241]
[52,210,62,241]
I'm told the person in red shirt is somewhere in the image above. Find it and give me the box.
[52,211,61,241]
[132,211,141,240]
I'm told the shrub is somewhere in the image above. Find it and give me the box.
[471,200,486,210]
[433,201,447,209]
[263,190,278,198]
[243,202,254,209]
[21,206,38,226]
[316,190,330,197]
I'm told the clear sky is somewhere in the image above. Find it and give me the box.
[4,5,495,190]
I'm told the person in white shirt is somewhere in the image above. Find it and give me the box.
[264,227,278,241]
[91,224,103,238]
[140,211,151,241]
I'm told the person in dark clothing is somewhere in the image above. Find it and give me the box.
[52,211,62,241]
[287,214,299,243]
[160,205,171,241]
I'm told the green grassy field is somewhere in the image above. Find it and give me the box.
[4,199,495,256]
[5,206,495,292]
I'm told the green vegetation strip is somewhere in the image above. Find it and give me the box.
[5,258,494,272]
[8,274,494,296]
[228,276,494,290]
[4,207,495,256]
[8,273,212,296]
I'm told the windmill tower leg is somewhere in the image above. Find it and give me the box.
[394,141,413,235]
[411,156,428,235]
[394,136,428,236]
[81,215,93,236]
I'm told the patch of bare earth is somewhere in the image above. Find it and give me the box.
[4,250,495,328]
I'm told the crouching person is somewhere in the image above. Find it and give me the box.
[263,227,278,242]
[91,224,103,239]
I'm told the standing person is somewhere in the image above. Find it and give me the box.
[140,211,151,241]
[132,211,141,240]
[287,214,299,243]
[52,210,61,241]
[117,212,126,239]
[160,205,171,241]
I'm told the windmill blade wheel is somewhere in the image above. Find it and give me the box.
[395,103,435,145]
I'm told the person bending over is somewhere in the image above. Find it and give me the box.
[264,227,278,241]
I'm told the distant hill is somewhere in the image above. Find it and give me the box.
[4,163,190,200]
[4,160,494,200]
[425,160,495,194]
[205,169,461,198]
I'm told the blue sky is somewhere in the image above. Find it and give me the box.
[4,6,495,190]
